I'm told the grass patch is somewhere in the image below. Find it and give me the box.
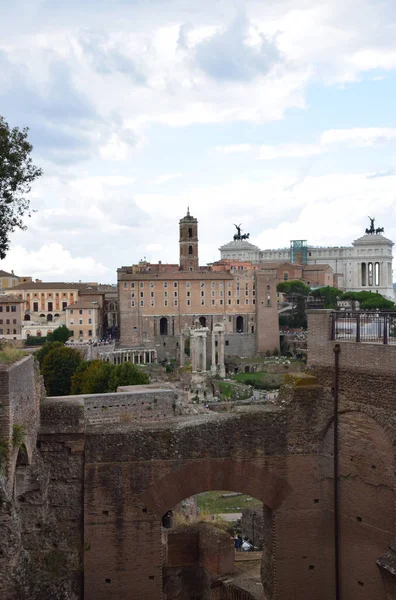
[197,491,262,514]
[0,347,28,364]
[217,381,252,401]
[232,371,285,390]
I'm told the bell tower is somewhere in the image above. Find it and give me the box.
[179,208,199,271]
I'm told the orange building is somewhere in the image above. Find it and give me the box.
[118,211,280,360]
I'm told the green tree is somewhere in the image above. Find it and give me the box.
[0,116,43,258]
[47,325,72,343]
[277,280,310,296]
[70,360,93,395]
[108,362,149,390]
[36,341,63,368]
[41,346,82,396]
[342,290,395,310]
[310,286,344,309]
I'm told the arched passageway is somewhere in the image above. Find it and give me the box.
[160,317,168,336]
[236,316,244,333]
[199,316,207,327]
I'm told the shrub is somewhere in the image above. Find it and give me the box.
[25,335,47,346]
[41,346,82,396]
[71,360,150,395]
[36,341,63,368]
[47,325,72,343]
[12,424,25,449]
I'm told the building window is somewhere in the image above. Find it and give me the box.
[62,302,67,311]
[6,306,9,312]
[267,294,271,307]
[368,262,373,286]
[88,309,92,314]
[211,282,215,288]
[228,291,231,297]
[6,329,10,335]
[0,329,3,335]
[212,299,215,305]
[187,299,191,306]
[131,301,135,307]
[164,291,168,298]
[151,300,155,307]
[174,299,178,306]
[375,262,380,286]
[201,291,204,297]
[186,282,191,288]
[140,300,144,307]
[219,282,223,288]
[227,281,232,287]
[174,291,178,298]
[188,245,193,255]
[220,299,223,305]
[245,298,249,304]
[236,299,240,305]
[13,329,16,335]
[173,282,178,288]
[150,282,154,288]
[78,309,82,315]
[188,227,193,238]
[140,282,144,288]
[13,319,16,324]
[88,330,92,336]
[228,299,232,305]
[211,291,215,297]
[140,291,144,298]
[131,282,135,288]
[6,319,9,325]
[79,319,83,325]
[11,305,16,312]
[79,330,83,336]
[150,291,154,298]
[220,290,223,297]
[124,282,128,288]
[253,299,256,305]
[164,282,168,288]
[186,291,190,297]
[88,318,92,324]
[201,300,205,305]
[200,282,205,288]
[164,300,168,307]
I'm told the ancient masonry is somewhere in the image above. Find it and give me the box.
[0,310,396,599]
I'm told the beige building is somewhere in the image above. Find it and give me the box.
[0,294,24,339]
[118,211,280,360]
[66,301,101,342]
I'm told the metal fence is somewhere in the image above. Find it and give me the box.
[331,312,396,344]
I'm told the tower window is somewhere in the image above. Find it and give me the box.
[188,227,193,238]
[188,245,193,255]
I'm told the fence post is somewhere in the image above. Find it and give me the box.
[383,314,388,344]
[356,313,360,343]
[331,312,336,340]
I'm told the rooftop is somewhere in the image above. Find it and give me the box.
[67,300,100,310]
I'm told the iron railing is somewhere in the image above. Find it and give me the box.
[331,311,396,344]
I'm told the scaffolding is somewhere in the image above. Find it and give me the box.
[290,240,308,265]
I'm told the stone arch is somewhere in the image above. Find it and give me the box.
[160,317,168,336]
[199,316,207,327]
[145,458,292,517]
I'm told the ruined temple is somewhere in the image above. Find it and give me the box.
[0,310,396,599]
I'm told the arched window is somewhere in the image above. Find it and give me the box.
[47,314,53,322]
[24,314,30,321]
[188,227,193,238]
[368,262,373,286]
[283,272,289,281]
[160,317,168,336]
[199,316,206,327]
[361,263,366,286]
[188,245,193,255]
[375,262,380,286]
[236,315,244,333]
[36,331,42,337]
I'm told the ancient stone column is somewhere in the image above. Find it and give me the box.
[179,333,185,367]
[201,333,207,373]
[218,331,225,378]
[211,332,217,375]
[191,333,197,373]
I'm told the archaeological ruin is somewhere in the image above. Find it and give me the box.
[0,309,396,599]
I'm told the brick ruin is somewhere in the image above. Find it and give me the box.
[0,309,395,599]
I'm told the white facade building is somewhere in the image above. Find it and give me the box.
[219,233,394,299]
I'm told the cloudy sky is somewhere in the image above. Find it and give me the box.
[1,0,396,283]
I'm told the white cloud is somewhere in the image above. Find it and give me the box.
[151,173,182,184]
[0,243,113,282]
[215,128,396,161]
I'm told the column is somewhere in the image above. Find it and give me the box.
[148,351,152,364]
[218,331,225,378]
[201,333,207,373]
[179,333,185,367]
[211,332,217,375]
[191,334,197,372]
